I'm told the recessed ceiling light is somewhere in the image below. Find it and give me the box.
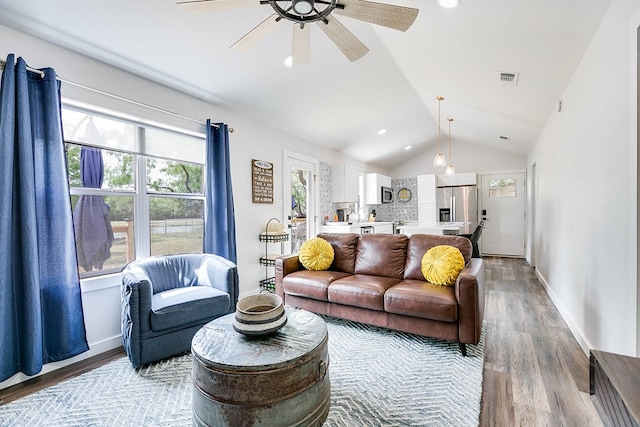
[438,0,460,8]
[284,56,293,68]
[378,129,387,135]
[405,145,412,150]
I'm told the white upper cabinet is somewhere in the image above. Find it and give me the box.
[417,174,437,226]
[436,172,477,187]
[364,173,391,204]
[417,174,436,203]
[332,163,359,202]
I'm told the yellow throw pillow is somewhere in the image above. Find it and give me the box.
[421,245,465,286]
[299,238,335,271]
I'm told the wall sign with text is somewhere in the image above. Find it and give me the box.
[252,159,274,204]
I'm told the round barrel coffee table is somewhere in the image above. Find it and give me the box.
[191,308,330,427]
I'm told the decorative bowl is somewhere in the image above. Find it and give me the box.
[233,293,287,336]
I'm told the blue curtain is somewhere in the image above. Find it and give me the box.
[0,54,89,381]
[203,119,237,263]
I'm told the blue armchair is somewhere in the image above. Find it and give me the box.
[121,253,239,368]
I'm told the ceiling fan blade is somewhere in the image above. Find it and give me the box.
[334,0,419,32]
[230,14,281,51]
[177,0,261,14]
[292,25,311,66]
[317,15,369,62]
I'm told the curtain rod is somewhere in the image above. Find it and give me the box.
[0,59,233,132]
[0,58,45,78]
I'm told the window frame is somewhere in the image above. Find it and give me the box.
[63,102,206,280]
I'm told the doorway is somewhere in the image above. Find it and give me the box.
[480,171,526,257]
[283,151,317,254]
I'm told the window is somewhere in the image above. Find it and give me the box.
[62,106,205,278]
[489,178,517,198]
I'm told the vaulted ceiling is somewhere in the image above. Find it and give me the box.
[0,0,612,169]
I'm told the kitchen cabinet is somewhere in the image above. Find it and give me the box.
[418,203,437,227]
[417,174,436,203]
[436,174,456,187]
[417,174,437,226]
[364,173,392,205]
[437,172,477,187]
[332,163,359,202]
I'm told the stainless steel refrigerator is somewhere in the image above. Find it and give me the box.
[436,185,478,235]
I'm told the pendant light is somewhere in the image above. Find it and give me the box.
[444,117,456,175]
[433,96,446,167]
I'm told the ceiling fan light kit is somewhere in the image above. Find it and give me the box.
[438,0,460,8]
[292,0,314,15]
[178,0,419,64]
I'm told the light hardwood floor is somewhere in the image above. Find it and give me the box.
[1,256,605,426]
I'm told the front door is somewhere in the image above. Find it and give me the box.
[480,172,526,257]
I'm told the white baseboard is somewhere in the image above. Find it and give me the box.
[535,269,591,357]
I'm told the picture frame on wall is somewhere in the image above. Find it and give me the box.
[252,159,274,204]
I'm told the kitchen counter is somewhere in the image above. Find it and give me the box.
[432,222,471,230]
[320,221,394,234]
[398,222,470,236]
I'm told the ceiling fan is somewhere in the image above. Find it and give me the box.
[177,0,419,65]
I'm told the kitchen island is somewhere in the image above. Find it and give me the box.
[398,222,471,236]
[319,221,394,234]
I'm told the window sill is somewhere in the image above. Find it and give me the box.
[80,273,120,293]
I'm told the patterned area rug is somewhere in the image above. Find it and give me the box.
[0,316,485,427]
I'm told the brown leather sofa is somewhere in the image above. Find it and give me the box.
[275,233,485,355]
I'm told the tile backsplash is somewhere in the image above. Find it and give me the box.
[318,164,418,224]
[319,161,334,221]
[365,177,418,222]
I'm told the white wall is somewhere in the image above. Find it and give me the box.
[0,24,363,389]
[526,0,639,356]
[390,140,527,179]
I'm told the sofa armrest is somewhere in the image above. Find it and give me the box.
[121,267,154,367]
[275,254,303,300]
[455,258,485,345]
[199,254,240,312]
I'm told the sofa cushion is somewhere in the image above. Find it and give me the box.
[151,286,230,332]
[328,274,401,311]
[299,237,335,271]
[385,279,458,322]
[354,234,408,279]
[421,245,465,286]
[404,234,472,281]
[318,233,360,274]
[283,270,351,301]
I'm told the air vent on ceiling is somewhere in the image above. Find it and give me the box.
[498,72,519,86]
[499,135,511,142]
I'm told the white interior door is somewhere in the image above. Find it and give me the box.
[480,172,526,257]
[283,151,317,254]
